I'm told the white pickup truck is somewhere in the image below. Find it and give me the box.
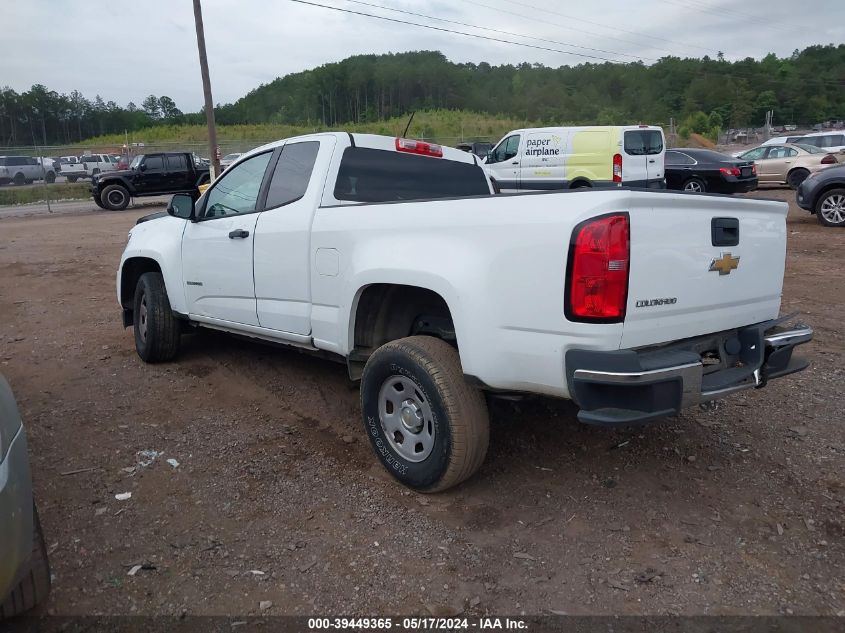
[117,132,812,492]
[62,154,117,182]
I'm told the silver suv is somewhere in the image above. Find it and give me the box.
[0,156,57,186]
[0,375,50,618]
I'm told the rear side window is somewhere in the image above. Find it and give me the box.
[820,134,844,147]
[334,148,490,203]
[167,154,188,171]
[665,151,694,165]
[265,141,319,209]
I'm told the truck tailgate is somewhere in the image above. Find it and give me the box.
[621,192,787,349]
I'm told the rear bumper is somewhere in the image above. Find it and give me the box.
[0,426,35,602]
[565,319,812,426]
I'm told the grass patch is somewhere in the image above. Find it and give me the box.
[0,182,92,206]
[78,109,537,147]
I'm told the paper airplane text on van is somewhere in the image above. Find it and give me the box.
[484,126,665,191]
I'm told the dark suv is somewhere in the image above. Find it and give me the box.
[91,152,210,211]
[796,164,845,227]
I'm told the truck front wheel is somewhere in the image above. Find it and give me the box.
[360,336,489,492]
[133,272,180,362]
[101,184,130,211]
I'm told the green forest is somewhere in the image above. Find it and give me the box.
[1,45,843,147]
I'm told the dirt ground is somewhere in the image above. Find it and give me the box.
[0,187,843,617]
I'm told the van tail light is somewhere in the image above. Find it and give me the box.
[612,154,622,183]
[566,213,630,322]
[395,138,443,158]
[821,153,837,165]
[720,166,741,177]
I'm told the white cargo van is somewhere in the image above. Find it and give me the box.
[484,125,665,191]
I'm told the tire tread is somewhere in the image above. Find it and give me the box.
[0,505,51,619]
[134,272,180,362]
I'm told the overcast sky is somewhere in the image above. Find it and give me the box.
[2,0,842,111]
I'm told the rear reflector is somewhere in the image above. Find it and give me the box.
[395,138,443,157]
[612,153,622,183]
[566,213,630,322]
[821,153,837,164]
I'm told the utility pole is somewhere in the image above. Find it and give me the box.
[192,0,220,180]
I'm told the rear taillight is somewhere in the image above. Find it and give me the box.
[821,153,837,164]
[566,214,630,322]
[720,166,741,177]
[395,138,443,158]
[751,164,757,174]
[612,153,622,183]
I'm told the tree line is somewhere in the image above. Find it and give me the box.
[2,45,842,147]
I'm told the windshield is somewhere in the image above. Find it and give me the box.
[129,155,143,169]
[795,143,824,154]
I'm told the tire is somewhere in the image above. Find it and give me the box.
[360,336,489,492]
[0,504,51,619]
[101,184,130,211]
[133,272,181,362]
[45,171,56,184]
[13,173,25,186]
[67,176,78,183]
[93,194,105,209]
[787,168,809,190]
[683,177,706,193]
[815,188,845,227]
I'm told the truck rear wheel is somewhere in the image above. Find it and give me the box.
[360,336,489,492]
[67,176,78,183]
[101,184,130,211]
[0,504,51,619]
[133,272,181,362]
[13,173,25,186]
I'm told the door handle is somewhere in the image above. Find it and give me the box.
[228,229,250,239]
[649,159,656,163]
[511,161,519,165]
[784,160,792,164]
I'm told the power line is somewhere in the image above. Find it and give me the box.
[461,0,712,56]
[343,0,658,61]
[659,0,796,34]
[287,0,637,64]
[289,0,844,90]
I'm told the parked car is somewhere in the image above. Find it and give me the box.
[116,132,811,492]
[61,153,118,182]
[796,131,845,153]
[796,164,845,227]
[485,125,665,191]
[456,141,494,159]
[735,143,839,189]
[0,374,51,618]
[91,151,210,211]
[762,135,805,146]
[220,153,242,170]
[665,148,757,194]
[0,156,56,185]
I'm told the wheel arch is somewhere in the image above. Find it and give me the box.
[812,182,845,213]
[568,178,593,189]
[119,256,163,312]
[347,282,459,380]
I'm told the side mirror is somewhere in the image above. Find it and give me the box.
[139,163,147,172]
[167,194,195,220]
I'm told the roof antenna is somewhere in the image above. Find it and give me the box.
[402,111,416,138]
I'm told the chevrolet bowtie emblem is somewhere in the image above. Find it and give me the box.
[709,252,740,275]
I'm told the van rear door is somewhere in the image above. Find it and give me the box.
[622,129,649,187]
